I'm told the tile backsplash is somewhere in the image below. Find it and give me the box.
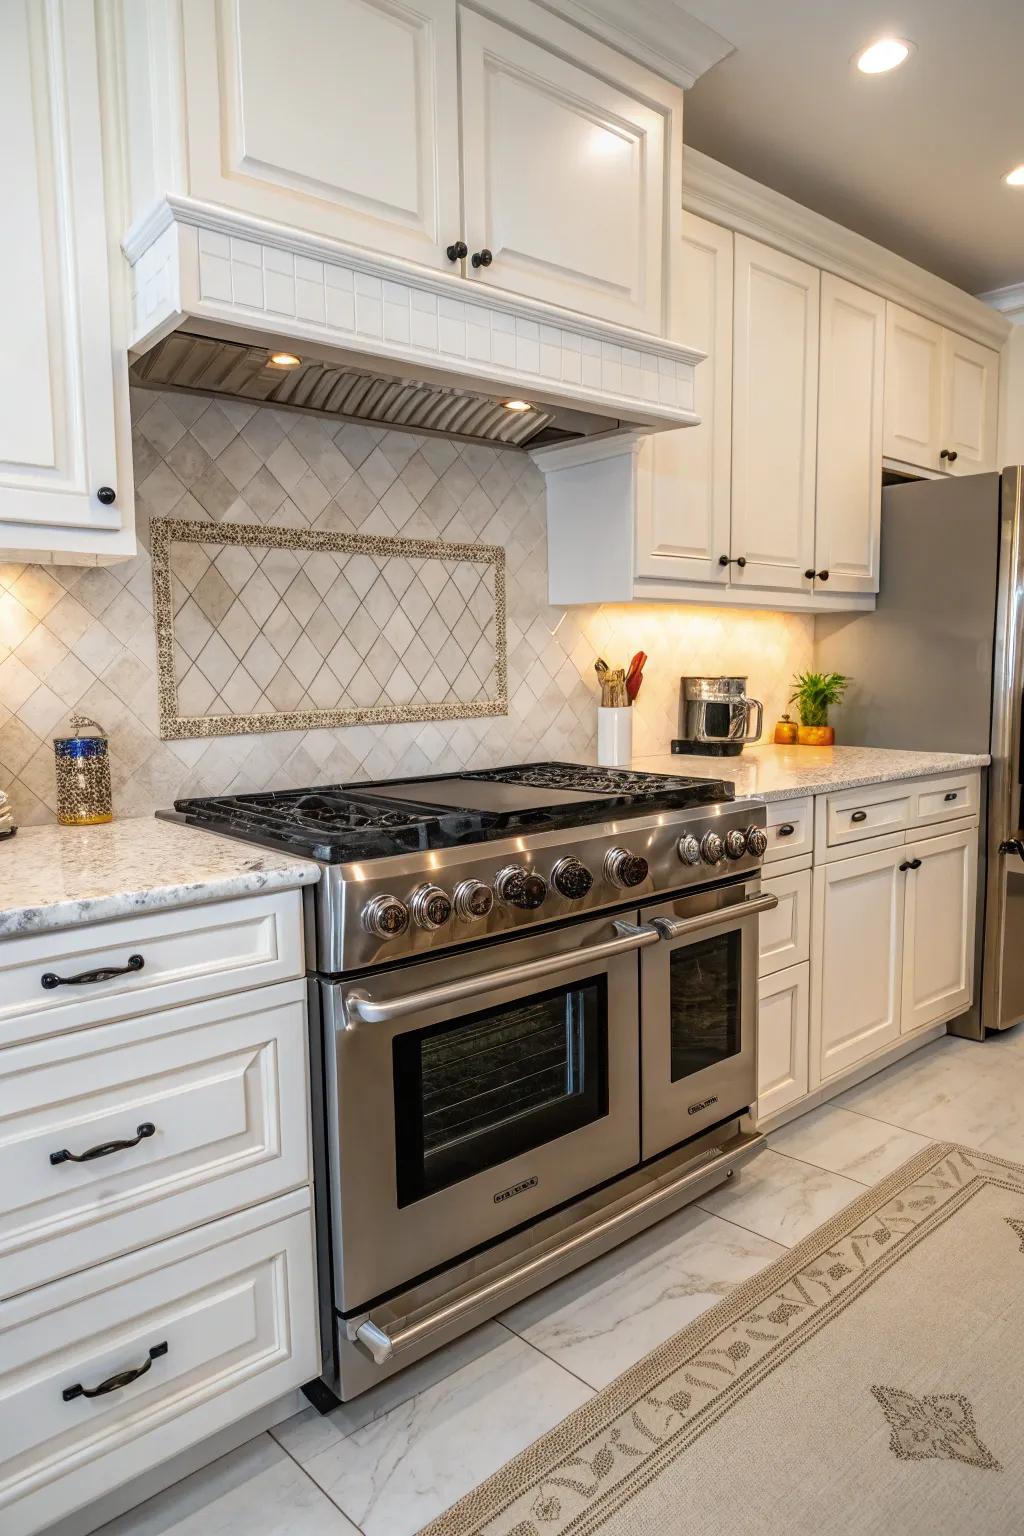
[0,390,814,824]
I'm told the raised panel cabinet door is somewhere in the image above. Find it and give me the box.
[940,330,999,475]
[730,236,819,591]
[0,0,124,536]
[458,4,672,331]
[757,963,809,1119]
[180,0,461,269]
[636,214,732,582]
[901,828,977,1034]
[883,303,944,470]
[815,274,885,595]
[813,845,905,1083]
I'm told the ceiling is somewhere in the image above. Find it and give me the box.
[680,0,1024,294]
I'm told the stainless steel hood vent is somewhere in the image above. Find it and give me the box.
[129,331,611,448]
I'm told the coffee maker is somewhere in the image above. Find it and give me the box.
[672,676,764,756]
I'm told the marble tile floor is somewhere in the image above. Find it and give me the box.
[96,1023,1024,1536]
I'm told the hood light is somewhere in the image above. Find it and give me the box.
[1005,166,1024,187]
[268,351,301,369]
[856,37,912,74]
[503,399,532,412]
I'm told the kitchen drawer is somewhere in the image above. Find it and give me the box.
[757,962,809,1120]
[0,890,304,1047]
[910,770,980,830]
[0,980,309,1299]
[0,1189,317,1536]
[822,781,912,850]
[764,797,813,864]
[759,869,810,977]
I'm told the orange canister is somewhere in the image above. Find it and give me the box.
[773,714,799,746]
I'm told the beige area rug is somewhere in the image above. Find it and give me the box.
[420,1144,1024,1536]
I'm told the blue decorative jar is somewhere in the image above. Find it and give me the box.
[53,717,112,826]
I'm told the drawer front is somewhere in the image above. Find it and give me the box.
[0,1191,317,1536]
[759,869,810,977]
[825,782,912,848]
[0,891,304,1046]
[757,962,809,1120]
[0,981,309,1299]
[764,797,813,863]
[910,770,980,829]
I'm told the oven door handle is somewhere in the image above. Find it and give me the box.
[651,890,778,942]
[344,921,661,1025]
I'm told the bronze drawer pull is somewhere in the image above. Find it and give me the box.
[777,823,795,836]
[41,954,144,990]
[63,1341,167,1402]
[50,1122,156,1166]
[850,810,868,823]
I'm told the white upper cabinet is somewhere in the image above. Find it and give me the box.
[884,302,999,474]
[635,214,732,582]
[458,4,674,332]
[0,0,132,557]
[180,0,461,270]
[814,274,885,595]
[730,236,819,592]
[940,328,999,476]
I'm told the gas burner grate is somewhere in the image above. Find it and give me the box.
[464,762,727,800]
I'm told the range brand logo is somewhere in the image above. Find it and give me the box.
[494,1176,539,1204]
[688,1094,719,1116]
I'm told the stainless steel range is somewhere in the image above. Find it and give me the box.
[164,762,775,1402]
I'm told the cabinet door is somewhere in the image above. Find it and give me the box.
[180,0,461,270]
[757,963,809,1120]
[901,828,977,1033]
[730,236,818,591]
[814,274,885,595]
[883,303,944,470]
[635,215,731,583]
[940,330,999,475]
[458,5,670,332]
[814,844,905,1082]
[0,0,123,537]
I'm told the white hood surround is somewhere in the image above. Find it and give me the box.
[125,196,703,450]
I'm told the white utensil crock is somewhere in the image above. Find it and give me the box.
[597,706,633,767]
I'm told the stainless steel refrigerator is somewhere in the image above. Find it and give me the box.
[816,467,1024,1039]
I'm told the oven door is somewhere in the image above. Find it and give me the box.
[640,880,775,1160]
[320,914,653,1312]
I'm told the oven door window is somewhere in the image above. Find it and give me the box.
[667,931,742,1082]
[393,975,608,1207]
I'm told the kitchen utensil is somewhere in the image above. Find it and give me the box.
[672,676,763,757]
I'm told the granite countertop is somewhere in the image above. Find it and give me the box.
[0,818,321,939]
[631,743,991,803]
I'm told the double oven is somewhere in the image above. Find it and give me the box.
[314,860,773,1394]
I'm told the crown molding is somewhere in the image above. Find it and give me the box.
[978,282,1024,325]
[537,0,733,88]
[682,148,1011,350]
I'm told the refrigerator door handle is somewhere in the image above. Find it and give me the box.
[999,839,1024,859]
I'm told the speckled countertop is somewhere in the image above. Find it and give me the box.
[631,743,990,802]
[0,818,320,938]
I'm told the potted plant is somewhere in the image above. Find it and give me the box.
[788,671,850,746]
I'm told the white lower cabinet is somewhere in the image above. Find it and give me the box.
[757,962,809,1119]
[0,1190,317,1536]
[758,868,810,976]
[901,827,976,1034]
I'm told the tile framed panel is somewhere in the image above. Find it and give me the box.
[151,520,507,739]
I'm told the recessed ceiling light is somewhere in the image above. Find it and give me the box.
[268,351,301,368]
[503,399,532,412]
[855,37,912,74]
[1005,165,1024,187]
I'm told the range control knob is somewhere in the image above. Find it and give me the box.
[362,893,410,940]
[745,825,769,857]
[494,864,548,910]
[409,884,453,930]
[677,833,701,866]
[452,878,494,921]
[551,856,594,900]
[700,831,725,865]
[724,828,748,860]
[604,847,649,889]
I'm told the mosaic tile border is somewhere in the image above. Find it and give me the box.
[151,518,507,740]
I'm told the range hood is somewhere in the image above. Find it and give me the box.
[125,197,703,451]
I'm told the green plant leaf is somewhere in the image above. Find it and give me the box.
[788,671,851,727]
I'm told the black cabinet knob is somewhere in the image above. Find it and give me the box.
[471,248,493,269]
[817,569,829,582]
[899,860,913,872]
[804,569,816,579]
[446,240,468,262]
[96,486,116,505]
[850,810,868,823]
[940,449,959,463]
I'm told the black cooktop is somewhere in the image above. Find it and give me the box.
[160,762,733,863]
